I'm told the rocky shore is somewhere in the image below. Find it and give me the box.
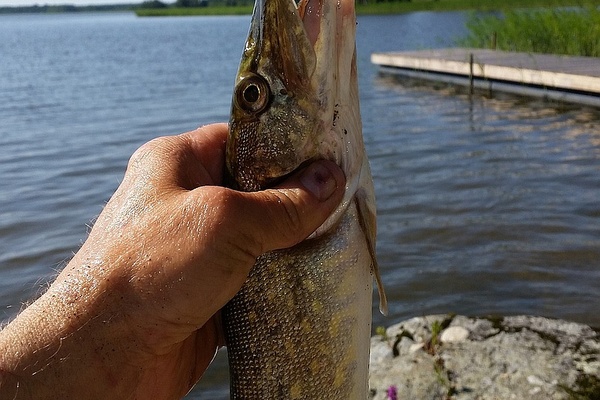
[368,315,600,400]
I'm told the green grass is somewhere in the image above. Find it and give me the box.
[461,7,600,57]
[356,0,600,15]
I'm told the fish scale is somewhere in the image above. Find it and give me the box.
[223,204,372,399]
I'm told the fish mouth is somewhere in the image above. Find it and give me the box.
[263,157,319,188]
[225,158,318,192]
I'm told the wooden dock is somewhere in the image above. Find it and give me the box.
[371,48,600,107]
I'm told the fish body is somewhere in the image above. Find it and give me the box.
[223,0,386,397]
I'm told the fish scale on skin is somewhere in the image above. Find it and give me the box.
[224,206,372,398]
[223,0,387,397]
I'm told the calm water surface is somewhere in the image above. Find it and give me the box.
[1,11,599,399]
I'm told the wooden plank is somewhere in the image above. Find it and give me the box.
[371,48,600,95]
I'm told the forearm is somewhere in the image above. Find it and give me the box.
[0,295,78,399]
[0,257,139,399]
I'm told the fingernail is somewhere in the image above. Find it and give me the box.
[300,161,339,202]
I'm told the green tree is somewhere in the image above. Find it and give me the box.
[175,0,206,6]
[140,0,167,8]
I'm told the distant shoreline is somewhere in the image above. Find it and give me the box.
[2,0,600,16]
[135,0,600,17]
[0,3,136,14]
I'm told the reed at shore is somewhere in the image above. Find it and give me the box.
[461,7,600,57]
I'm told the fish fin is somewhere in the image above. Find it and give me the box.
[355,164,388,316]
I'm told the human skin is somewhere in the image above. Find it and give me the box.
[0,123,345,400]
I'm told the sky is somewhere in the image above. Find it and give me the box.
[0,0,143,6]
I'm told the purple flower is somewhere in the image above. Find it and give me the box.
[386,385,398,400]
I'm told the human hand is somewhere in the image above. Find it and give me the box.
[0,123,345,399]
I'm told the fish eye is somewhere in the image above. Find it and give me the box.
[235,73,270,115]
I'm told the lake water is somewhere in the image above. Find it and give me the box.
[1,11,599,399]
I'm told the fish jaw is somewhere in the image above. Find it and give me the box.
[227,0,321,191]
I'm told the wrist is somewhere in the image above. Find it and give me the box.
[0,351,19,400]
[0,297,56,399]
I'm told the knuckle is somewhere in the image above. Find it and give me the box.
[127,136,177,171]
[212,189,266,258]
[271,190,305,242]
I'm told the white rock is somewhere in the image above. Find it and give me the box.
[396,336,415,357]
[370,339,393,365]
[440,326,469,343]
[526,375,545,386]
[529,386,542,394]
[409,342,425,353]
[369,315,600,400]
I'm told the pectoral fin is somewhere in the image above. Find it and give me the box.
[355,162,388,316]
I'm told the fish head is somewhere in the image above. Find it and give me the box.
[227,0,321,191]
[227,0,361,188]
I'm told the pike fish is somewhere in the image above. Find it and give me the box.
[223,0,387,397]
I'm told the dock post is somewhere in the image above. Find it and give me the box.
[469,53,474,95]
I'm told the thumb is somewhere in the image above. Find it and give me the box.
[231,160,346,256]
